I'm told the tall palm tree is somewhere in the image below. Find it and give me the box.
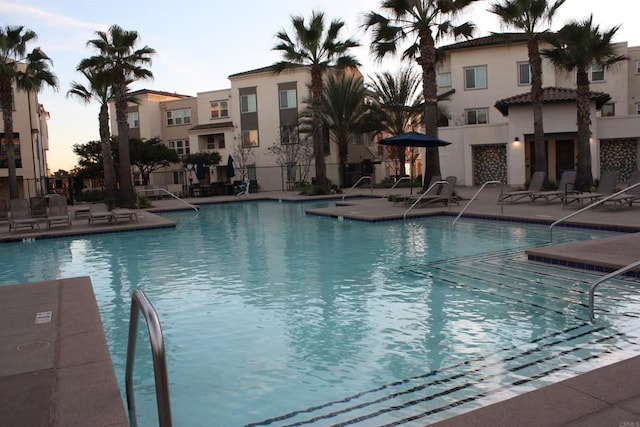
[273,11,359,192]
[368,67,423,177]
[542,15,626,190]
[364,0,476,185]
[77,25,155,207]
[0,25,58,199]
[320,73,371,187]
[490,0,566,181]
[67,69,118,202]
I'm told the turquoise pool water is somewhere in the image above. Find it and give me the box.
[2,201,640,426]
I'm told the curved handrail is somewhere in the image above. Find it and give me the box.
[452,180,503,227]
[136,188,199,212]
[403,180,449,221]
[125,290,172,427]
[382,176,411,199]
[589,259,640,322]
[549,182,640,242]
[342,176,372,200]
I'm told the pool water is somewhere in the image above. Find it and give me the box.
[2,200,640,426]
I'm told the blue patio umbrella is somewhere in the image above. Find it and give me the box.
[379,132,451,193]
[196,158,206,180]
[226,155,235,182]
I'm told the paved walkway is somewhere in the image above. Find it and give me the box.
[1,187,640,426]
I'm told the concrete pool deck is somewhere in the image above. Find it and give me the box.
[1,187,640,426]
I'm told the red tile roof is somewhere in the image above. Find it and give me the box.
[440,33,531,51]
[188,122,234,132]
[494,87,611,116]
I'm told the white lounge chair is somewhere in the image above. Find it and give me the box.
[9,199,40,231]
[111,208,138,224]
[46,196,72,228]
[88,203,113,224]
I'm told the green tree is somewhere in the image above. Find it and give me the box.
[0,25,58,199]
[129,137,179,185]
[78,25,155,207]
[542,15,626,190]
[364,0,476,185]
[320,73,372,187]
[368,67,423,177]
[73,139,114,182]
[67,68,118,201]
[490,0,566,181]
[273,11,359,192]
[181,152,222,169]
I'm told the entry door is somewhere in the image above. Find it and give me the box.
[556,140,575,179]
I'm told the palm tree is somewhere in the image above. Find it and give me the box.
[368,67,423,178]
[490,0,566,181]
[364,0,476,185]
[67,69,118,202]
[0,25,58,199]
[77,25,155,207]
[320,73,372,187]
[273,11,359,192]
[542,15,626,190]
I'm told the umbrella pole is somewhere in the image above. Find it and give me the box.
[410,147,414,195]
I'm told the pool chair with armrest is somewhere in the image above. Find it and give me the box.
[403,176,458,207]
[88,203,113,224]
[9,198,40,231]
[498,171,545,204]
[29,196,48,219]
[563,171,618,208]
[393,176,441,206]
[530,170,578,203]
[602,170,640,208]
[111,208,138,224]
[46,196,72,228]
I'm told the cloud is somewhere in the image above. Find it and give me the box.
[0,1,106,31]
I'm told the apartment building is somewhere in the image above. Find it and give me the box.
[0,76,51,199]
[436,33,640,187]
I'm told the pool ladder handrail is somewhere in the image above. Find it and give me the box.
[589,259,640,323]
[381,176,411,199]
[403,180,450,221]
[452,180,503,227]
[342,176,373,200]
[125,290,172,427]
[549,182,640,242]
[136,188,199,212]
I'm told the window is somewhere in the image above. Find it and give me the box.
[280,126,297,144]
[465,108,488,125]
[0,135,21,168]
[240,94,257,113]
[464,66,487,89]
[242,130,259,147]
[438,73,451,88]
[590,64,605,81]
[127,111,139,128]
[207,134,225,150]
[166,109,191,126]
[601,103,615,117]
[210,101,229,118]
[279,89,297,109]
[518,62,531,85]
[168,139,190,155]
[636,103,640,115]
[636,60,640,74]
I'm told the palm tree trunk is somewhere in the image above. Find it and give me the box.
[529,38,547,179]
[575,70,593,191]
[418,30,442,188]
[0,79,19,199]
[115,84,135,206]
[311,65,327,190]
[98,104,117,202]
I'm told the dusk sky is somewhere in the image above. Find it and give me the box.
[1,0,636,172]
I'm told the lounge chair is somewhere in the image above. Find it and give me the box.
[498,171,545,204]
[563,171,618,208]
[111,208,138,224]
[88,203,113,224]
[9,199,40,231]
[0,199,8,223]
[393,175,441,206]
[602,170,640,208]
[46,196,72,228]
[530,170,577,203]
[404,176,458,207]
[29,196,48,218]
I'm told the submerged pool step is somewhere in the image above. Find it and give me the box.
[247,323,634,427]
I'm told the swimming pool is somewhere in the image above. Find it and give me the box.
[2,200,640,426]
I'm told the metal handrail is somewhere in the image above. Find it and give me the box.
[136,188,199,211]
[549,182,640,242]
[452,180,503,227]
[589,259,640,322]
[403,180,449,221]
[382,176,411,199]
[125,290,172,427]
[341,176,372,200]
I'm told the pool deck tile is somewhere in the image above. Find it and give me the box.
[2,188,640,426]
